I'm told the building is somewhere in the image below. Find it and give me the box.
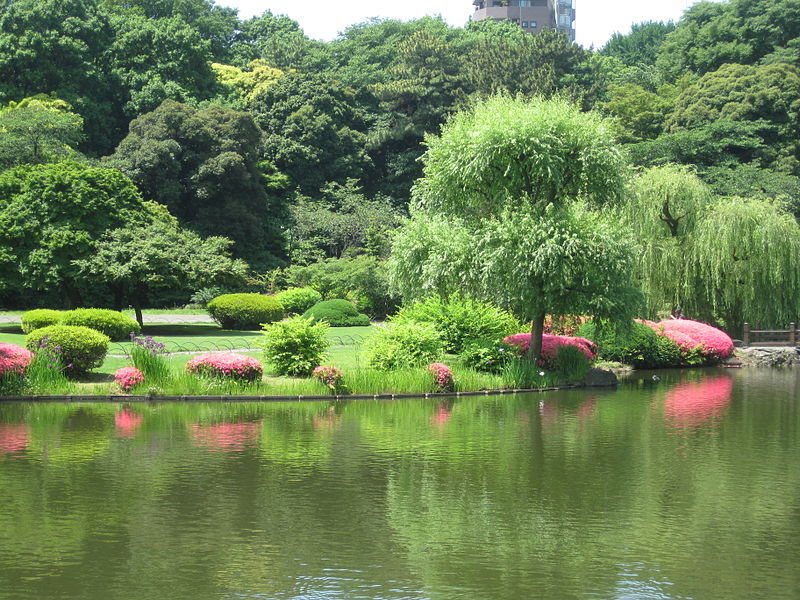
[472,0,576,41]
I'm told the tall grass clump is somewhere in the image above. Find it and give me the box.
[554,344,592,382]
[342,368,435,395]
[130,334,171,384]
[502,357,558,389]
[22,346,76,395]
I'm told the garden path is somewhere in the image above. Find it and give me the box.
[0,314,214,324]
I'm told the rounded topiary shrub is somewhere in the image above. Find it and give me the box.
[577,321,669,368]
[60,308,141,341]
[364,322,444,370]
[261,317,330,376]
[26,325,110,375]
[206,293,284,330]
[275,287,323,315]
[21,309,64,334]
[392,294,520,353]
[302,299,371,327]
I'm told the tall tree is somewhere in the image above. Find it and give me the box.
[0,161,166,306]
[621,165,800,327]
[108,100,287,269]
[390,96,638,361]
[0,95,84,169]
[601,21,676,67]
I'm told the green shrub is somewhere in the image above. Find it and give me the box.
[392,294,521,353]
[283,256,399,318]
[459,338,518,373]
[275,287,322,315]
[261,317,330,376]
[554,344,592,381]
[207,293,284,330]
[302,299,371,327]
[364,322,444,370]
[60,308,140,341]
[21,309,64,333]
[25,325,110,376]
[502,356,556,389]
[577,321,673,368]
[654,332,683,367]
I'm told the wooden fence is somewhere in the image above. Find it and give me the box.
[742,323,798,347]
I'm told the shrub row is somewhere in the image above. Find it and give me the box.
[22,308,140,341]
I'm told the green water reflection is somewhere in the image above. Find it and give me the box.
[0,369,798,600]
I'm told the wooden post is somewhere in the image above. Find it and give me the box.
[790,322,797,347]
[743,323,750,347]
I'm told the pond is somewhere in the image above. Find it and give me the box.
[0,368,798,600]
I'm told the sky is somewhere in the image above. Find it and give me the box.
[217,0,713,49]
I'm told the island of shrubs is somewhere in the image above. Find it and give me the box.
[1,290,735,397]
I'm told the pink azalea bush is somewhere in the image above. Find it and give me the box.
[114,367,144,392]
[641,319,734,362]
[0,343,34,378]
[313,365,345,392]
[428,362,454,392]
[503,334,598,370]
[186,352,263,382]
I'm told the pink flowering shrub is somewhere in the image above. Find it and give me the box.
[186,352,263,382]
[0,344,33,378]
[313,365,346,393]
[428,362,454,392]
[114,367,144,392]
[503,334,598,370]
[640,319,734,363]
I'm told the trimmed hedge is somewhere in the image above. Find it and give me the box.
[302,299,371,327]
[26,325,110,375]
[207,293,284,330]
[60,308,141,341]
[275,287,322,315]
[21,309,64,334]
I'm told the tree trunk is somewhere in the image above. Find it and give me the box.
[61,280,83,308]
[132,288,144,329]
[529,310,546,364]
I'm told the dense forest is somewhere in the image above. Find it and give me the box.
[1,0,799,325]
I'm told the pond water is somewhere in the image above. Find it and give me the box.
[0,368,798,600]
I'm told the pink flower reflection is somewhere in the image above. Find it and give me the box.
[0,423,28,454]
[114,408,144,438]
[577,397,597,422]
[430,402,452,428]
[664,375,733,428]
[189,421,261,453]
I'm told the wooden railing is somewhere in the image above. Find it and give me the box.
[742,323,798,347]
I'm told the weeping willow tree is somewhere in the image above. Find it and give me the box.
[390,95,640,361]
[621,165,800,327]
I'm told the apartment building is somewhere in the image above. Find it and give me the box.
[472,0,576,41]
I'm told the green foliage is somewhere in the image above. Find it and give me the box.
[501,356,555,389]
[413,96,629,220]
[206,293,284,330]
[18,346,76,395]
[0,95,85,169]
[0,161,164,305]
[577,321,674,368]
[275,287,322,316]
[60,308,141,341]
[75,220,249,323]
[554,344,592,381]
[25,325,110,376]
[459,339,517,374]
[302,300,371,327]
[260,316,330,377]
[363,322,444,370]
[21,310,64,334]
[108,100,287,269]
[601,21,676,67]
[391,294,520,353]
[284,256,399,319]
[621,167,800,326]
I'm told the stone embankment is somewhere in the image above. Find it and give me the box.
[737,347,800,367]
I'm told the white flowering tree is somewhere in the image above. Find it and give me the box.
[389,96,640,361]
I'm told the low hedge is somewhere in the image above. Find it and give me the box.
[25,325,110,375]
[21,309,64,334]
[302,299,371,327]
[60,308,141,341]
[206,293,284,330]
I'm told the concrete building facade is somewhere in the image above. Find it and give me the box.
[472,0,576,41]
